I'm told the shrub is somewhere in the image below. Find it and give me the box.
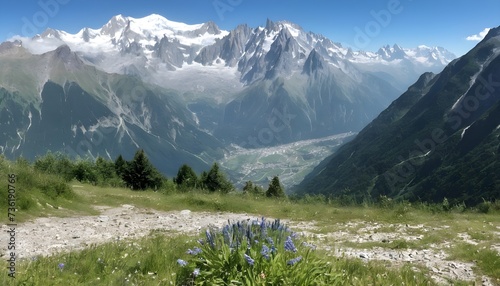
[242,181,265,196]
[175,218,340,285]
[477,200,492,214]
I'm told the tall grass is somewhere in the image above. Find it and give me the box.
[0,156,78,222]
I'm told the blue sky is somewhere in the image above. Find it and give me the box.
[1,0,498,56]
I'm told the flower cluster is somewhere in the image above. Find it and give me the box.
[284,236,297,252]
[244,254,255,266]
[287,256,302,266]
[176,217,311,284]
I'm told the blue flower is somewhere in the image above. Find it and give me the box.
[193,268,200,277]
[244,254,255,266]
[177,259,188,267]
[260,217,267,238]
[58,263,65,270]
[271,245,277,254]
[260,245,270,260]
[187,247,203,255]
[287,256,302,266]
[284,236,297,252]
[205,229,215,248]
[222,225,232,245]
[266,237,274,245]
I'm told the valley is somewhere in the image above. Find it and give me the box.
[220,132,356,188]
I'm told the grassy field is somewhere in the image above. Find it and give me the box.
[0,181,499,285]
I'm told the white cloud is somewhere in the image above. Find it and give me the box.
[466,28,491,41]
[7,35,65,54]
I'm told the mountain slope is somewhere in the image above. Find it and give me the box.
[296,27,500,205]
[0,43,224,175]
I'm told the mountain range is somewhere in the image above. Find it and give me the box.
[296,26,500,204]
[1,14,455,178]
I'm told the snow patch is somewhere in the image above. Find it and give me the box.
[461,125,471,139]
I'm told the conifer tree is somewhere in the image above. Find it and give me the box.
[123,150,163,190]
[174,164,198,188]
[266,176,286,198]
[203,162,233,193]
[114,155,127,177]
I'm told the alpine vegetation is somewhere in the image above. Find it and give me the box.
[175,218,339,285]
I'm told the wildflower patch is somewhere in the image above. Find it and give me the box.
[175,217,340,285]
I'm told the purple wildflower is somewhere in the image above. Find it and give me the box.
[244,254,255,266]
[260,245,270,260]
[205,229,215,248]
[58,263,65,270]
[177,259,188,267]
[287,256,302,266]
[187,247,203,255]
[284,236,297,252]
[260,217,267,238]
[266,237,274,245]
[193,268,200,277]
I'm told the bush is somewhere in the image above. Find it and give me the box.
[477,200,492,214]
[175,218,340,285]
[242,181,265,196]
[39,179,74,200]
[34,152,75,181]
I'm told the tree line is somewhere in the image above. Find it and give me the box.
[31,150,286,197]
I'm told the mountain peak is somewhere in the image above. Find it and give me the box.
[265,18,276,31]
[483,26,500,42]
[303,49,324,75]
[101,14,128,36]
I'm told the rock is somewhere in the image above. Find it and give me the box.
[359,253,369,259]
[180,210,191,216]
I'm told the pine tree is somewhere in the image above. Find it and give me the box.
[266,176,286,198]
[174,164,198,188]
[123,150,163,190]
[203,163,233,193]
[114,155,127,177]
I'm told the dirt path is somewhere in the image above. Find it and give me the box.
[0,204,495,285]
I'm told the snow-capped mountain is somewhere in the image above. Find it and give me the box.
[18,15,455,93]
[1,14,459,179]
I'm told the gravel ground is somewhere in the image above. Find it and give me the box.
[1,204,496,285]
